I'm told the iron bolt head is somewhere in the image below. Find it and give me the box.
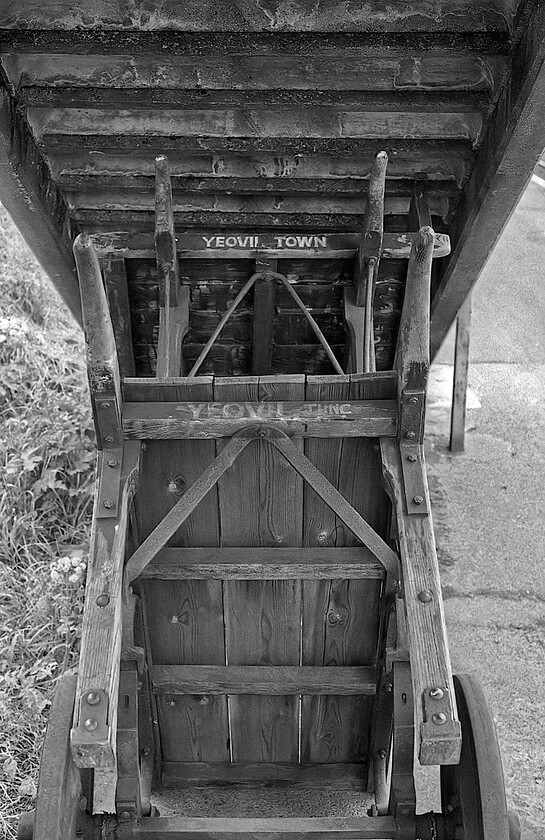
[407,454,417,462]
[413,495,424,505]
[107,458,118,467]
[378,749,387,759]
[257,427,267,438]
[418,589,433,603]
[409,397,419,404]
[103,499,114,509]
[429,688,444,700]
[96,593,110,607]
[100,402,110,410]
[118,811,131,821]
[83,718,98,732]
[405,431,416,439]
[432,712,447,725]
[142,747,151,756]
[104,436,114,443]
[85,691,101,706]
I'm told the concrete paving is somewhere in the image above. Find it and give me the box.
[426,178,545,836]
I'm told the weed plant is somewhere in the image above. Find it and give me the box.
[0,205,94,838]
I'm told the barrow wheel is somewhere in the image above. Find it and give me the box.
[18,672,97,840]
[440,673,513,840]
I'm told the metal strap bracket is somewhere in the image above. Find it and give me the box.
[420,686,461,765]
[96,448,123,519]
[399,442,429,515]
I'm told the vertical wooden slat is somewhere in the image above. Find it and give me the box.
[301,375,382,766]
[450,294,472,453]
[137,378,228,763]
[102,256,135,378]
[217,376,304,763]
[252,258,277,376]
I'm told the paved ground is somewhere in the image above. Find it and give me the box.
[424,178,545,837]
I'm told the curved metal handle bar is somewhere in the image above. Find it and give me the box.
[188,270,344,377]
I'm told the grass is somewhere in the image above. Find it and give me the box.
[0,205,94,839]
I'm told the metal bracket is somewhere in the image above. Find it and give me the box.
[72,688,110,746]
[94,395,123,449]
[398,388,426,443]
[420,685,461,765]
[96,448,123,519]
[399,443,429,515]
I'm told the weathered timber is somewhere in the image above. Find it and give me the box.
[154,156,189,377]
[430,0,545,357]
[140,547,384,580]
[161,761,369,788]
[74,233,122,449]
[122,399,397,439]
[344,289,365,373]
[90,231,450,260]
[119,816,398,840]
[380,439,461,765]
[102,256,135,378]
[70,442,140,812]
[151,665,377,695]
[450,294,472,453]
[395,227,434,445]
[389,661,417,833]
[252,258,276,375]
[409,181,432,230]
[0,29,510,55]
[0,87,81,322]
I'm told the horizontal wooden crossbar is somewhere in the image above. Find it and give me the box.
[140,547,386,580]
[124,817,397,839]
[151,665,377,695]
[122,400,397,439]
[161,762,369,789]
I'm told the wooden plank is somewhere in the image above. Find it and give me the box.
[122,399,397,439]
[430,0,545,358]
[450,294,472,453]
[12,50,504,91]
[70,442,140,812]
[155,155,188,378]
[141,547,385,580]
[151,665,377,695]
[380,439,461,765]
[89,230,451,259]
[162,761,369,788]
[2,29,510,55]
[74,234,122,450]
[252,258,277,376]
[32,106,482,144]
[102,256,135,378]
[219,375,304,763]
[126,815,398,840]
[143,580,229,763]
[0,86,81,323]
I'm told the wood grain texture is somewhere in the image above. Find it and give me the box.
[450,294,472,453]
[127,815,398,839]
[162,761,369,788]
[217,376,304,764]
[380,439,461,765]
[141,547,385,580]
[102,256,135,378]
[152,665,377,695]
[71,442,140,785]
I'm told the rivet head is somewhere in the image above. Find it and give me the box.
[103,499,114,509]
[407,454,417,462]
[257,428,267,438]
[409,397,419,404]
[96,593,110,607]
[100,402,110,410]
[405,431,416,439]
[429,687,444,700]
[107,458,118,467]
[83,718,98,732]
[378,748,387,760]
[104,436,114,443]
[85,691,101,706]
[418,589,433,603]
[432,712,447,725]
[413,495,424,505]
[118,811,131,821]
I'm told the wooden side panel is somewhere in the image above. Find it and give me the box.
[301,376,383,764]
[216,376,304,763]
[138,379,227,762]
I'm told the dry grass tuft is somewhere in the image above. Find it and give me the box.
[0,205,94,838]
